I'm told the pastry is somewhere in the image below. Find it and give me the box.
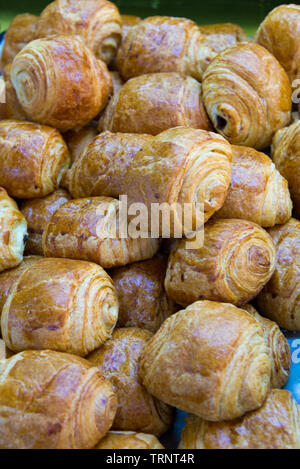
[0,339,14,360]
[202,42,292,149]
[1,257,119,356]
[139,300,271,421]
[165,218,276,306]
[121,14,141,39]
[95,431,164,449]
[0,65,27,120]
[88,327,173,435]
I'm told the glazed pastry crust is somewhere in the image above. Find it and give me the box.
[0,65,27,120]
[21,189,71,255]
[202,42,292,149]
[95,431,164,449]
[1,257,119,356]
[38,0,122,64]
[0,14,39,70]
[11,36,112,132]
[0,350,117,449]
[0,120,70,199]
[271,121,300,218]
[110,254,177,333]
[0,187,27,273]
[257,218,300,330]
[121,15,142,39]
[139,300,271,421]
[241,304,291,389]
[215,145,292,227]
[165,218,276,306]
[42,197,160,269]
[99,73,211,135]
[88,328,173,436]
[255,4,300,82]
[179,389,300,449]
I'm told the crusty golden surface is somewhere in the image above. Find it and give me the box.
[88,328,173,435]
[38,0,122,64]
[0,65,27,120]
[215,145,292,227]
[241,304,291,389]
[110,254,177,333]
[0,120,70,199]
[1,257,119,356]
[272,121,300,218]
[42,197,160,269]
[139,301,271,421]
[179,389,300,449]
[121,15,142,39]
[95,431,164,449]
[202,42,292,149]
[198,22,249,41]
[0,14,39,70]
[255,4,300,83]
[165,219,276,306]
[0,350,117,449]
[21,189,71,255]
[0,187,27,273]
[99,73,211,135]
[11,36,112,132]
[257,217,300,330]
[65,132,152,198]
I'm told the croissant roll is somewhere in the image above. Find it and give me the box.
[110,254,177,333]
[139,300,271,421]
[0,65,27,120]
[215,145,292,227]
[198,23,249,41]
[121,15,142,36]
[0,187,27,274]
[0,14,39,70]
[165,219,276,307]
[21,189,72,256]
[11,36,112,132]
[0,120,70,199]
[64,132,152,197]
[271,121,300,218]
[0,350,117,449]
[257,217,300,330]
[179,389,300,449]
[42,197,160,269]
[241,304,291,389]
[99,73,211,135]
[95,431,164,449]
[255,5,300,83]
[202,42,292,150]
[1,257,119,356]
[88,328,173,435]
[38,0,122,65]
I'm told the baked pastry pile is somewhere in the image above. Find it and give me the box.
[0,0,299,449]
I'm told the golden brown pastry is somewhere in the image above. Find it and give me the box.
[139,300,271,421]
[165,219,276,307]
[99,73,211,135]
[88,328,173,435]
[21,189,71,255]
[0,65,27,120]
[1,257,119,356]
[64,132,152,197]
[257,217,300,330]
[215,145,292,227]
[0,120,70,199]
[95,431,164,449]
[109,71,124,95]
[0,339,14,360]
[42,196,160,269]
[38,0,122,65]
[179,389,300,449]
[0,188,27,273]
[0,14,39,70]
[271,121,300,218]
[255,4,300,83]
[198,22,249,41]
[241,304,291,389]
[11,36,112,131]
[110,254,177,333]
[0,350,117,449]
[0,256,42,316]
[202,42,292,149]
[121,14,142,38]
